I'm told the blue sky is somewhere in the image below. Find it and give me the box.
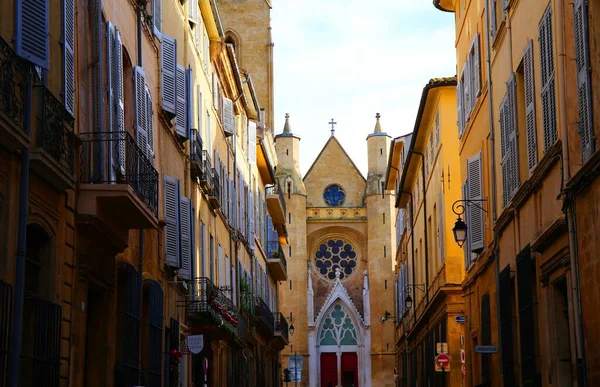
[271,1,457,176]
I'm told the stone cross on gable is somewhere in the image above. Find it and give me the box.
[329,118,337,137]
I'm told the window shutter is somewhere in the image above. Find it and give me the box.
[222,97,234,136]
[63,0,75,114]
[91,0,103,140]
[218,245,224,287]
[16,0,50,69]
[500,96,510,207]
[212,73,219,108]
[503,0,509,10]
[107,23,116,135]
[438,193,445,262]
[490,0,497,37]
[507,74,520,197]
[153,0,162,36]
[188,0,198,24]
[145,85,155,166]
[574,0,594,160]
[462,182,472,269]
[186,67,193,140]
[164,175,181,268]
[200,222,205,277]
[539,6,557,151]
[463,62,471,119]
[249,188,255,249]
[204,31,210,73]
[457,70,465,136]
[225,255,231,297]
[115,30,126,173]
[473,33,481,97]
[134,66,150,159]
[161,35,177,116]
[179,197,192,280]
[524,40,538,172]
[467,152,484,252]
[175,65,188,138]
[248,121,257,164]
[197,87,203,140]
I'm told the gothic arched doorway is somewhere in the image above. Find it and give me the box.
[318,302,360,387]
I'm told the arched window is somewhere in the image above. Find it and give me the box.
[319,303,357,346]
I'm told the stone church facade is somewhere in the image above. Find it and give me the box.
[276,116,397,387]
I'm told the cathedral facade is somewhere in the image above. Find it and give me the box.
[276,116,397,387]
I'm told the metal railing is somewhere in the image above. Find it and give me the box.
[254,297,274,333]
[79,131,159,216]
[266,241,287,270]
[0,36,30,130]
[211,167,221,205]
[200,149,213,191]
[35,86,75,173]
[266,182,286,217]
[186,278,239,335]
[274,312,289,343]
[190,129,203,170]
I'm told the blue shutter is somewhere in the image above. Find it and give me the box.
[63,0,75,115]
[145,84,155,165]
[16,0,50,69]
[164,175,181,267]
[574,0,594,160]
[153,0,162,36]
[187,67,193,139]
[467,152,484,252]
[175,64,188,138]
[107,23,116,173]
[134,66,149,158]
[197,86,203,140]
[161,36,177,116]
[179,197,192,280]
[462,183,471,269]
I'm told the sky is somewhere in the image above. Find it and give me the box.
[271,0,457,177]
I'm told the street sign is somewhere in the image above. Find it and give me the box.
[187,334,204,354]
[475,345,498,354]
[455,315,466,324]
[460,349,466,364]
[436,342,448,354]
[435,353,450,369]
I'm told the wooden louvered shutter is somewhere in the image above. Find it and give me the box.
[574,0,594,160]
[134,67,150,164]
[107,23,115,134]
[225,255,231,298]
[463,61,471,118]
[175,65,188,138]
[153,0,162,36]
[457,73,464,136]
[186,68,193,140]
[467,152,484,252]
[179,196,192,280]
[438,193,445,262]
[249,187,255,249]
[499,95,510,207]
[200,222,206,277]
[212,73,219,108]
[63,0,75,115]
[197,86,203,139]
[507,74,519,197]
[164,175,181,268]
[115,30,126,173]
[188,0,198,24]
[524,40,538,172]
[490,0,497,37]
[462,183,471,269]
[473,33,481,97]
[248,121,257,164]
[145,85,155,165]
[218,245,224,287]
[539,6,557,151]
[161,36,177,116]
[222,97,234,136]
[16,0,49,69]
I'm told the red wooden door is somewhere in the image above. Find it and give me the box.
[320,353,337,387]
[341,352,358,387]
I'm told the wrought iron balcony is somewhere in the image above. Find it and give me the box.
[183,277,239,339]
[0,36,31,150]
[209,167,221,209]
[254,297,274,336]
[30,86,76,190]
[190,129,203,180]
[199,149,213,193]
[266,241,287,281]
[77,131,159,233]
[274,312,289,346]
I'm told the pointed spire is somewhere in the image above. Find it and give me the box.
[374,113,382,133]
[283,113,291,134]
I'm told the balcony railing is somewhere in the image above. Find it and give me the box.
[209,167,221,209]
[0,37,29,130]
[267,241,287,270]
[185,278,239,337]
[199,149,213,193]
[79,131,158,216]
[266,182,286,216]
[190,129,203,179]
[254,297,274,334]
[274,312,289,343]
[34,86,75,173]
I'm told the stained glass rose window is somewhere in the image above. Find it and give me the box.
[323,184,346,206]
[314,239,357,280]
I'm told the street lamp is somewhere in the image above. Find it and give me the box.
[403,284,425,311]
[451,199,488,247]
[288,313,295,336]
[404,294,413,310]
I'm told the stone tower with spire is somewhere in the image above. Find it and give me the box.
[216,0,275,128]
[275,114,396,386]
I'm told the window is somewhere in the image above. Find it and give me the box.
[539,5,558,151]
[323,184,346,206]
[490,0,498,38]
[523,40,538,172]
[16,0,50,69]
[314,239,358,280]
[499,74,520,207]
[467,152,484,252]
[209,234,215,281]
[319,303,357,346]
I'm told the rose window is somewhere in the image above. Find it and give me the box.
[314,239,357,280]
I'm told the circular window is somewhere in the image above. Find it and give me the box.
[314,239,358,280]
[323,184,346,206]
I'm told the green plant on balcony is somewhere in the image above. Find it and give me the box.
[239,278,255,323]
[270,249,282,259]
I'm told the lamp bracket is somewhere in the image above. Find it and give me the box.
[451,199,488,217]
[405,284,426,294]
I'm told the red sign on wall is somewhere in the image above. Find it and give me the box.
[435,353,450,368]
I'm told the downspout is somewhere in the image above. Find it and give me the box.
[405,192,417,324]
[136,4,144,386]
[413,152,429,305]
[556,0,587,382]
[8,68,33,387]
[484,0,503,373]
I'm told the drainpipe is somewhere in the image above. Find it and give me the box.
[136,4,144,386]
[8,68,32,387]
[404,192,417,324]
[413,152,429,305]
[483,0,503,374]
[555,0,587,382]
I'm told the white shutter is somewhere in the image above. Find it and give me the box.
[175,65,188,138]
[16,0,50,69]
[153,0,162,36]
[524,40,538,172]
[248,120,257,165]
[164,175,181,267]
[507,74,519,197]
[500,96,510,207]
[463,61,471,118]
[249,187,255,249]
[63,0,75,115]
[188,0,198,24]
[462,183,471,269]
[574,0,594,160]
[204,31,210,73]
[473,33,481,97]
[161,35,177,116]
[467,153,484,252]
[180,197,192,280]
[134,66,149,158]
[222,97,234,136]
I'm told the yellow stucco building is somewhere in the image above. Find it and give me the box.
[276,115,396,386]
[386,78,465,386]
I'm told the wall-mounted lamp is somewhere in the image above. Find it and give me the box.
[451,199,488,247]
[404,284,426,310]
[288,313,295,336]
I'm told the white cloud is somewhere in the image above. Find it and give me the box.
[272,1,456,176]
